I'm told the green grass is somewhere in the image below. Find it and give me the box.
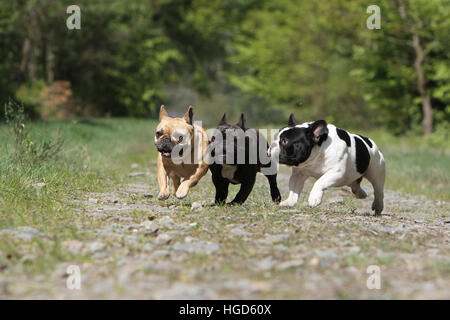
[0,118,158,274]
[365,129,449,201]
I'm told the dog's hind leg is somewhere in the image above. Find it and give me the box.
[364,156,385,215]
[229,174,256,205]
[349,177,367,199]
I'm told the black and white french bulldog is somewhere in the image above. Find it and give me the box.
[209,113,281,205]
[268,114,385,215]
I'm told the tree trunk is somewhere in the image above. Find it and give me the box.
[45,39,55,83]
[20,38,31,78]
[412,33,433,135]
[397,0,433,135]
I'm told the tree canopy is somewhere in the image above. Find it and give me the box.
[0,0,448,134]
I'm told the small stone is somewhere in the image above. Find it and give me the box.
[273,244,288,251]
[309,257,320,267]
[128,172,145,177]
[265,234,290,244]
[371,225,406,234]
[316,249,338,260]
[347,246,361,254]
[279,209,300,213]
[155,233,172,245]
[191,201,204,210]
[17,226,44,236]
[86,241,106,253]
[328,197,345,205]
[172,242,220,254]
[88,198,99,204]
[1,227,46,241]
[230,227,252,237]
[276,259,304,270]
[254,257,275,271]
[131,163,139,169]
[158,216,175,228]
[62,240,83,254]
[152,250,171,257]
[140,221,159,234]
[319,260,331,268]
[189,222,198,228]
[143,193,154,198]
[32,183,46,189]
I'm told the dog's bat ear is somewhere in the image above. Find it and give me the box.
[288,113,297,127]
[310,120,328,145]
[159,105,169,120]
[184,105,193,125]
[219,113,227,125]
[236,113,245,129]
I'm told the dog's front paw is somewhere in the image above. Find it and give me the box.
[157,192,170,201]
[279,199,297,207]
[175,181,190,199]
[308,191,323,208]
[271,190,281,204]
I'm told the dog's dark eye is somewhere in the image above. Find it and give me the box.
[281,138,288,145]
[178,136,183,142]
[155,131,163,138]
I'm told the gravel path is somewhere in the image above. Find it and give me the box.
[1,169,449,299]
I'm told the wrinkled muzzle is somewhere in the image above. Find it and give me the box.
[155,137,175,158]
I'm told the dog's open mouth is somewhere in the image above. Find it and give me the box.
[160,148,172,158]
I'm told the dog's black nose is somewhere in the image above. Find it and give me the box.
[161,136,172,144]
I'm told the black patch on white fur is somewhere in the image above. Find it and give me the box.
[354,136,370,174]
[357,134,373,148]
[336,128,351,147]
[356,176,363,184]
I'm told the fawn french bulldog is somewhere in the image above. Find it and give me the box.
[154,105,209,200]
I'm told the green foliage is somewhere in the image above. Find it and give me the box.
[3,101,64,166]
[352,0,450,134]
[0,0,448,133]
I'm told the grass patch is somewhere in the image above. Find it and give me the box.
[358,129,449,201]
[0,103,158,275]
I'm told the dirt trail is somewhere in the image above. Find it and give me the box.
[1,169,449,299]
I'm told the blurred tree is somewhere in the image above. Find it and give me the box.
[227,0,369,127]
[0,0,447,134]
[353,0,449,135]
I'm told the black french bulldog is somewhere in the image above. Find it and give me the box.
[209,113,281,205]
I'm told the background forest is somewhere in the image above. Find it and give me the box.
[0,0,448,136]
